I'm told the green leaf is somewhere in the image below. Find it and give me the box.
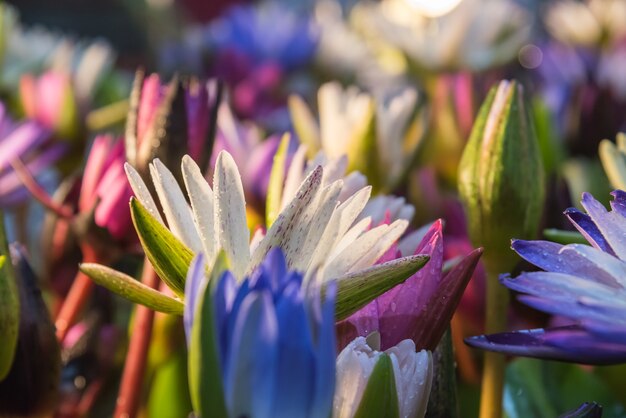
[543,229,587,245]
[80,263,184,315]
[131,197,194,298]
[266,133,290,227]
[188,253,229,417]
[148,348,193,418]
[0,210,18,381]
[353,354,400,418]
[332,254,429,321]
[505,358,626,418]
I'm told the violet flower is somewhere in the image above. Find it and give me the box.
[466,190,626,365]
[0,102,65,206]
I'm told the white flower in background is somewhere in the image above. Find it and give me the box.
[125,151,409,282]
[545,0,626,48]
[290,81,424,191]
[351,0,531,72]
[334,336,433,418]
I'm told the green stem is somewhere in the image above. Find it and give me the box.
[479,261,510,418]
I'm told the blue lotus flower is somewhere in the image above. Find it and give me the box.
[184,247,336,418]
[466,190,626,365]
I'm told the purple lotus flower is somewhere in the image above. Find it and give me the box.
[0,102,65,206]
[466,190,626,365]
[337,220,483,351]
[184,248,336,417]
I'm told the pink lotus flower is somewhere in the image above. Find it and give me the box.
[79,135,133,242]
[20,71,79,140]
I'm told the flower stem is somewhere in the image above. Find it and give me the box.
[114,260,159,418]
[479,263,509,418]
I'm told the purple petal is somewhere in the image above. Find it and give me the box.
[0,122,49,170]
[466,325,626,365]
[580,192,626,259]
[518,295,621,325]
[610,190,626,217]
[564,208,615,255]
[582,319,626,345]
[512,239,621,288]
[311,281,336,418]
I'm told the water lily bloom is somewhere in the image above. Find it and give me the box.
[125,150,410,283]
[466,191,626,365]
[0,102,65,206]
[289,82,426,191]
[334,336,433,418]
[79,134,134,242]
[350,0,531,72]
[184,248,336,418]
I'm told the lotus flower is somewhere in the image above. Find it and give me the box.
[125,150,411,283]
[0,102,65,206]
[79,134,134,242]
[350,0,531,72]
[334,336,433,418]
[466,190,626,365]
[184,248,336,417]
[289,82,426,191]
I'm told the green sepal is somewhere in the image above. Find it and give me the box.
[0,210,18,381]
[353,354,400,418]
[188,252,229,417]
[80,263,184,315]
[130,197,194,298]
[266,133,290,227]
[332,255,429,321]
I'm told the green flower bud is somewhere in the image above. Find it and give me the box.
[458,80,545,270]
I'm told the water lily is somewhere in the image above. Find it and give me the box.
[334,336,433,418]
[289,82,426,191]
[184,248,336,418]
[350,0,531,72]
[125,150,410,283]
[466,190,626,365]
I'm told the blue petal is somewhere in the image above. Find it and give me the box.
[225,290,278,418]
[310,281,336,418]
[184,254,206,346]
[564,207,615,255]
[214,271,237,366]
[271,281,315,418]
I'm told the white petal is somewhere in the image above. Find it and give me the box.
[150,159,202,251]
[325,219,408,280]
[280,144,308,210]
[182,155,216,261]
[124,162,163,224]
[330,217,372,260]
[292,180,343,271]
[213,151,250,280]
[334,337,380,418]
[249,166,323,273]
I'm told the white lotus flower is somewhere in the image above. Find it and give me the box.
[334,336,433,418]
[351,0,531,72]
[545,0,626,48]
[125,151,409,282]
[290,82,422,190]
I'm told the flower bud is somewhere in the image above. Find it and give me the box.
[458,80,544,270]
[334,336,433,418]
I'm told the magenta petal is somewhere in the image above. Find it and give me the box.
[80,135,113,211]
[0,122,48,169]
[377,220,444,350]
